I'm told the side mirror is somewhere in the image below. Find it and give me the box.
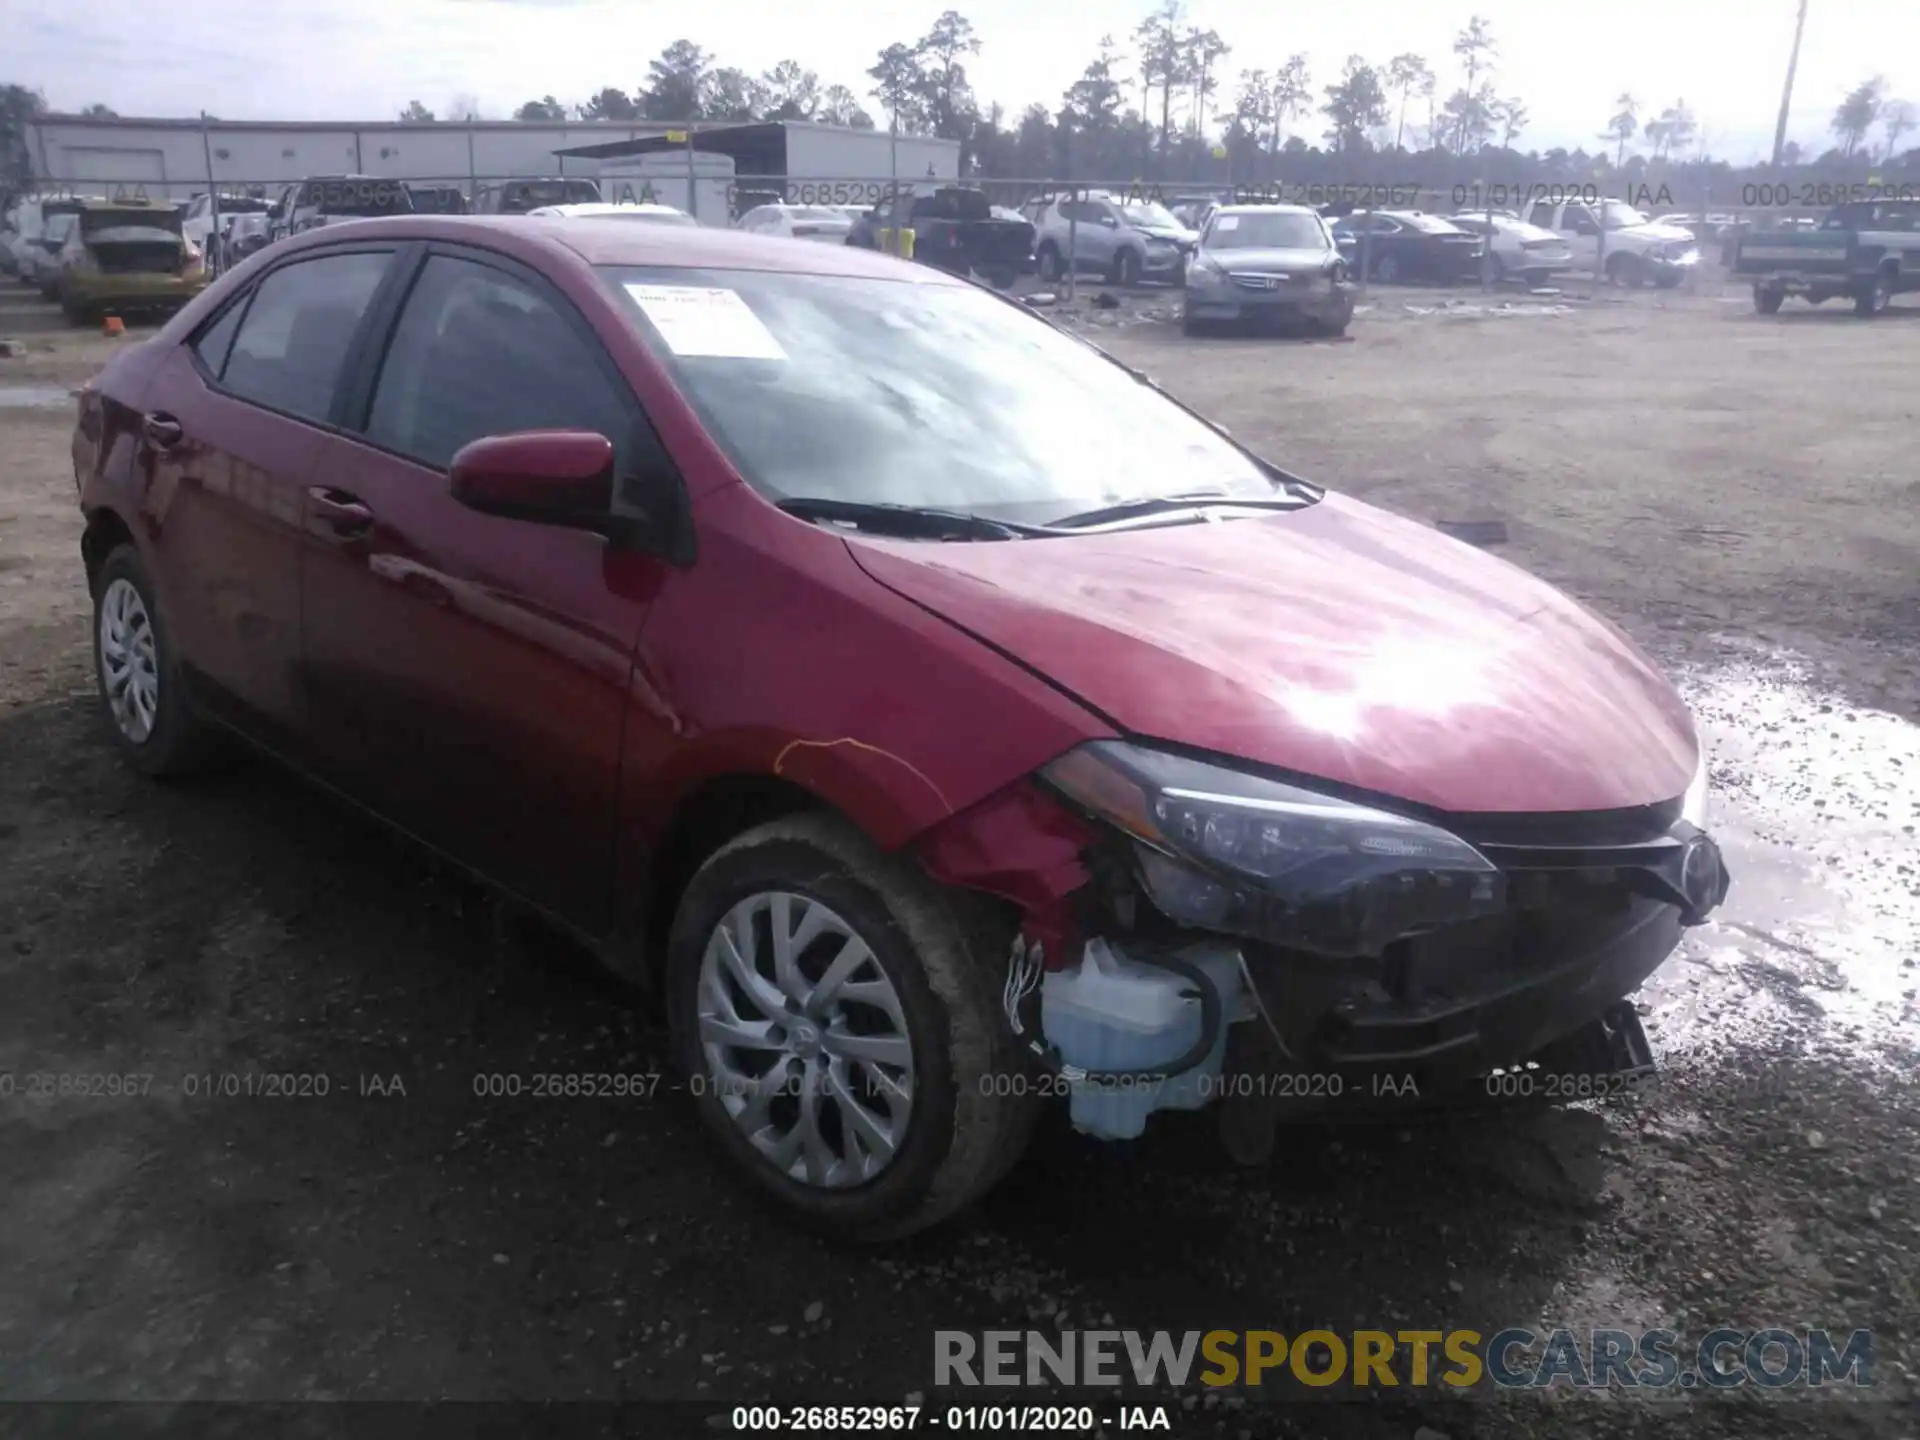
[1101,215,1119,228]
[450,430,616,531]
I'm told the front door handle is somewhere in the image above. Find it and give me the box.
[308,486,375,538]
[142,412,184,450]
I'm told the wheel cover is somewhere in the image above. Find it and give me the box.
[697,891,915,1189]
[98,577,159,743]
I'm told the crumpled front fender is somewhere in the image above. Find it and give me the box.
[912,778,1100,965]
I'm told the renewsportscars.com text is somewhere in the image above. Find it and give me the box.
[935,1328,1874,1391]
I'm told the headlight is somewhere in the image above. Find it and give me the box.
[1681,747,1710,829]
[1041,741,1504,956]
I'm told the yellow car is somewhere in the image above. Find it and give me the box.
[55,199,209,324]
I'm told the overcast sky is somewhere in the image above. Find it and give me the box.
[9,0,1915,163]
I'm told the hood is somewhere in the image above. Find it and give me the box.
[1623,222,1694,244]
[1138,225,1198,245]
[846,493,1697,816]
[1204,245,1333,271]
[1501,223,1565,245]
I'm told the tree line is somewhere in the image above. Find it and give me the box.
[461,5,1918,185]
[5,9,1916,198]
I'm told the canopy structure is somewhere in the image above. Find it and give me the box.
[553,123,787,176]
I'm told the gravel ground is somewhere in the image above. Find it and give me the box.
[1,272,1916,1438]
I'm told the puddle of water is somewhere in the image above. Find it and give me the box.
[1641,653,1920,1068]
[0,386,72,410]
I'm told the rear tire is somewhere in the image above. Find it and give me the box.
[665,813,1040,1242]
[90,544,226,777]
[1753,285,1785,315]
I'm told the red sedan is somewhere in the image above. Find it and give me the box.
[71,214,1728,1238]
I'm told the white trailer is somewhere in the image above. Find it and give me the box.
[784,125,959,186]
[598,152,735,226]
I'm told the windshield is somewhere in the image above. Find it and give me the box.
[1206,212,1327,250]
[501,180,599,212]
[1598,201,1648,230]
[604,266,1280,525]
[1120,201,1181,229]
[305,180,413,216]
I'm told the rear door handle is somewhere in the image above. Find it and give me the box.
[142,412,184,450]
[307,486,375,538]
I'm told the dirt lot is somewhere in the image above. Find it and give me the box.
[2,279,1917,1438]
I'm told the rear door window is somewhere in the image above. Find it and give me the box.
[362,254,638,472]
[220,251,393,423]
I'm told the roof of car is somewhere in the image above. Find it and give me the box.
[75,197,177,211]
[1211,203,1320,218]
[528,202,687,218]
[276,213,962,281]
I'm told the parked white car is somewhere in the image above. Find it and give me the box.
[21,211,78,292]
[1525,198,1700,288]
[526,201,696,226]
[735,203,855,242]
[1447,213,1576,286]
[182,193,274,269]
[5,197,64,281]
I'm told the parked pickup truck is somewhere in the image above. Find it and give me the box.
[1522,197,1700,288]
[848,185,1035,289]
[1734,199,1920,317]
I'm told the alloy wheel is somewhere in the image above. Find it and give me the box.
[98,577,159,744]
[696,891,915,1189]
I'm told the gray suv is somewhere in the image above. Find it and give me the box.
[1031,191,1197,287]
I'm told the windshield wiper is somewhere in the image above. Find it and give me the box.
[1048,491,1314,530]
[776,497,1063,540]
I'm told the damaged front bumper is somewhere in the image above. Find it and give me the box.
[923,742,1729,1147]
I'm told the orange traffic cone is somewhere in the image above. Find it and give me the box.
[102,315,125,337]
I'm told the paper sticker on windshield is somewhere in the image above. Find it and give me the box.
[1213,215,1239,231]
[623,284,787,360]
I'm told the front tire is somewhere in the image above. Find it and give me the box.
[1753,285,1785,315]
[665,814,1039,1242]
[1112,248,1142,287]
[1372,253,1401,284]
[1035,243,1063,284]
[1855,271,1894,318]
[1605,251,1645,288]
[91,544,225,776]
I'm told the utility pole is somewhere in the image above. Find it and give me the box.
[1770,0,1809,167]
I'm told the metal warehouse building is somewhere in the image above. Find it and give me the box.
[22,114,960,202]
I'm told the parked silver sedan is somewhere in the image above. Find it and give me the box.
[1181,204,1355,336]
[1448,213,1576,287]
